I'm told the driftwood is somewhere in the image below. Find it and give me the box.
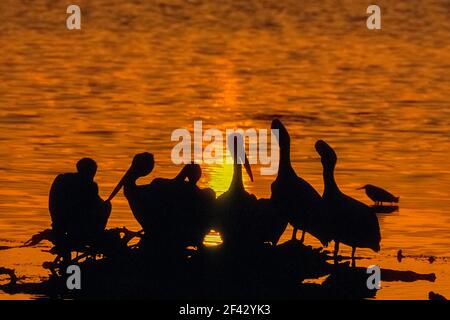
[23,227,143,276]
[1,238,439,299]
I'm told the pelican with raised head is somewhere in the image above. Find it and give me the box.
[315,140,381,266]
[214,134,258,249]
[270,119,329,247]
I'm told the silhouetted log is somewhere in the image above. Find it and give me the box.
[3,237,439,300]
[381,269,436,282]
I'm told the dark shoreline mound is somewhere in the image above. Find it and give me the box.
[0,238,437,300]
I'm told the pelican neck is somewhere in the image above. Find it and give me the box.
[323,163,339,197]
[279,143,296,177]
[124,174,139,189]
[231,163,245,191]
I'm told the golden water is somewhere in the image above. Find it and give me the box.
[0,0,449,299]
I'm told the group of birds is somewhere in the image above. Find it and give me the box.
[50,119,400,265]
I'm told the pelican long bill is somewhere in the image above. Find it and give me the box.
[107,167,132,201]
[244,153,253,182]
[230,134,253,182]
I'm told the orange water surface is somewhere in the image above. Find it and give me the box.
[0,0,449,299]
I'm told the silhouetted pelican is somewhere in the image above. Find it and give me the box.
[357,184,399,205]
[315,140,381,266]
[214,134,258,248]
[107,152,154,230]
[49,158,111,247]
[108,153,213,251]
[270,119,329,246]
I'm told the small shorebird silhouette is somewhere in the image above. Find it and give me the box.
[270,119,329,246]
[315,140,381,266]
[357,184,399,206]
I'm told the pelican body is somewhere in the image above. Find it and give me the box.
[270,119,329,246]
[109,153,214,251]
[315,140,381,265]
[49,158,111,247]
[358,184,399,205]
[214,134,260,248]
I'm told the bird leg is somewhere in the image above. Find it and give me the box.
[351,247,356,267]
[300,230,305,243]
[291,228,298,240]
[333,241,339,264]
